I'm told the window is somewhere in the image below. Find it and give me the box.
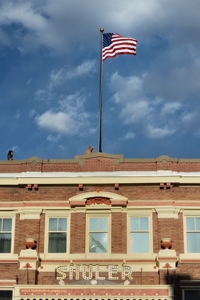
[130,217,149,253]
[186,217,200,253]
[89,217,108,253]
[48,218,67,253]
[0,291,12,300]
[0,218,12,253]
[184,290,200,300]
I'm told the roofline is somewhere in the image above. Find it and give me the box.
[1,153,200,165]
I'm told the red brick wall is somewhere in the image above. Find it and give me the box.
[1,184,200,204]
[111,212,127,253]
[70,212,86,253]
[153,213,184,254]
[12,213,45,255]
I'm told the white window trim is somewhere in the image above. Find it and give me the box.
[44,210,70,259]
[127,211,153,257]
[0,211,17,259]
[180,211,200,260]
[86,213,111,257]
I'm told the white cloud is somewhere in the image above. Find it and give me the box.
[109,71,197,139]
[66,60,96,79]
[49,60,96,86]
[47,134,61,142]
[26,78,33,85]
[58,144,67,150]
[123,132,136,140]
[160,102,182,115]
[146,125,176,139]
[35,91,93,137]
[34,89,50,102]
[182,112,196,123]
[110,72,151,124]
[0,1,48,51]
[49,68,64,88]
[121,100,151,124]
[37,111,76,135]
[15,109,21,119]
[34,60,96,102]
[29,109,36,118]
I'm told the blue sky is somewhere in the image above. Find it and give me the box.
[0,0,200,160]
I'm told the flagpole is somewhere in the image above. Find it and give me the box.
[98,28,104,153]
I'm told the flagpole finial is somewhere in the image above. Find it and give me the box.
[100,28,104,33]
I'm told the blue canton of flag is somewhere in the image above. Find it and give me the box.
[102,33,138,61]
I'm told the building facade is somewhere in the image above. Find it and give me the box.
[1,153,200,300]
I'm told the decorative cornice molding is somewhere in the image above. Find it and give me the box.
[18,208,43,219]
[155,207,181,219]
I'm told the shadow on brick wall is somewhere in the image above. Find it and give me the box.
[164,271,200,300]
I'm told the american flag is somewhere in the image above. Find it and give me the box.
[102,33,138,61]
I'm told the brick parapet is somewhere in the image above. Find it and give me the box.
[1,153,200,173]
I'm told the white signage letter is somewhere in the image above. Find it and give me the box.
[75,265,80,280]
[56,266,67,285]
[82,265,93,280]
[69,265,74,280]
[108,265,118,280]
[122,266,133,280]
[95,265,105,280]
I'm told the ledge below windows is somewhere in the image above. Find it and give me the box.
[0,253,18,262]
[179,253,200,263]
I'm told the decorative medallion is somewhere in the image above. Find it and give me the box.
[86,197,111,205]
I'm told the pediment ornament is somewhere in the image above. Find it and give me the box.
[85,197,111,206]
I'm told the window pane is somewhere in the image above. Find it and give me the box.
[58,218,67,231]
[185,290,200,300]
[0,219,2,230]
[89,218,98,231]
[0,233,11,253]
[48,233,66,253]
[187,233,200,253]
[130,232,149,253]
[89,233,108,253]
[49,218,57,231]
[0,290,13,300]
[99,218,108,231]
[186,217,195,230]
[3,219,12,231]
[130,217,139,230]
[140,217,148,230]
[196,218,200,230]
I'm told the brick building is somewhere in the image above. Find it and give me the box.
[1,152,200,300]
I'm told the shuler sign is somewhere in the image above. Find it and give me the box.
[56,264,133,285]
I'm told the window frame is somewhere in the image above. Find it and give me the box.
[179,211,200,260]
[0,212,15,257]
[86,213,111,256]
[127,211,152,256]
[45,211,70,257]
[184,215,200,254]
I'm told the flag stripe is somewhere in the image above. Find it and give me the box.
[102,33,138,61]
